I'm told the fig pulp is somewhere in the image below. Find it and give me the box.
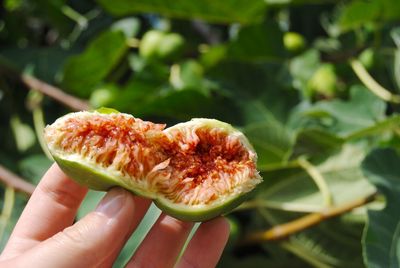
[44,110,262,221]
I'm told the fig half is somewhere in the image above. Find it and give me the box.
[44,110,262,221]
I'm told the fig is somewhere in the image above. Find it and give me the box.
[284,32,306,53]
[139,30,166,60]
[139,30,185,61]
[307,63,337,98]
[358,48,375,70]
[89,86,118,108]
[44,110,261,221]
[157,33,184,60]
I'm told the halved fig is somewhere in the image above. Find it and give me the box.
[44,110,262,221]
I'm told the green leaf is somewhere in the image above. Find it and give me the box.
[345,114,400,140]
[228,21,285,62]
[0,47,72,82]
[303,85,386,136]
[338,0,400,31]
[290,129,344,162]
[259,144,375,212]
[283,220,365,267]
[19,155,52,185]
[381,0,400,21]
[338,0,380,31]
[62,30,128,97]
[240,101,293,168]
[136,89,218,119]
[10,115,36,152]
[96,0,266,24]
[361,148,400,268]
[289,49,321,97]
[208,62,298,123]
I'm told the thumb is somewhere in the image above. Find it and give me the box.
[16,188,137,268]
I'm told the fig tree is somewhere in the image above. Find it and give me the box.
[44,110,262,221]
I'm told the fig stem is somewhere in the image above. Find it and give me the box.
[298,157,333,207]
[0,186,15,241]
[0,165,35,196]
[350,58,400,103]
[21,74,90,111]
[243,192,377,243]
[61,5,88,28]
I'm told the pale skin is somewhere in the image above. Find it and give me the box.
[0,164,230,267]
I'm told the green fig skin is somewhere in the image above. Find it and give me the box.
[54,154,257,222]
[46,110,261,222]
[154,188,252,222]
[53,156,127,192]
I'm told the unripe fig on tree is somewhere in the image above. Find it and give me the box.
[308,64,337,98]
[284,32,306,53]
[358,48,375,69]
[44,109,262,221]
[139,30,185,61]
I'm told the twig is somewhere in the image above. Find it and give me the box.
[33,106,53,160]
[21,74,90,111]
[0,165,36,196]
[243,192,377,243]
[0,186,15,241]
[350,58,400,103]
[27,91,53,159]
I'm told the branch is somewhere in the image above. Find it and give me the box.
[21,74,90,111]
[0,164,36,196]
[243,192,377,243]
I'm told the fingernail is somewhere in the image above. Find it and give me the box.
[96,188,126,218]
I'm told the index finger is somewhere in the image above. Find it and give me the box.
[2,163,88,258]
[176,217,230,268]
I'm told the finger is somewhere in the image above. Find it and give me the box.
[176,217,230,268]
[99,195,151,267]
[13,188,145,268]
[2,164,88,258]
[126,214,194,268]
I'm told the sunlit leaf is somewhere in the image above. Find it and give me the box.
[10,115,35,152]
[259,144,375,212]
[301,85,386,136]
[62,30,128,97]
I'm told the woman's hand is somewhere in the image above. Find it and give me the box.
[0,164,230,267]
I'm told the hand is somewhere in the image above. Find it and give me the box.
[0,164,230,267]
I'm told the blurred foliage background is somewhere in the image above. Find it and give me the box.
[1,0,400,267]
